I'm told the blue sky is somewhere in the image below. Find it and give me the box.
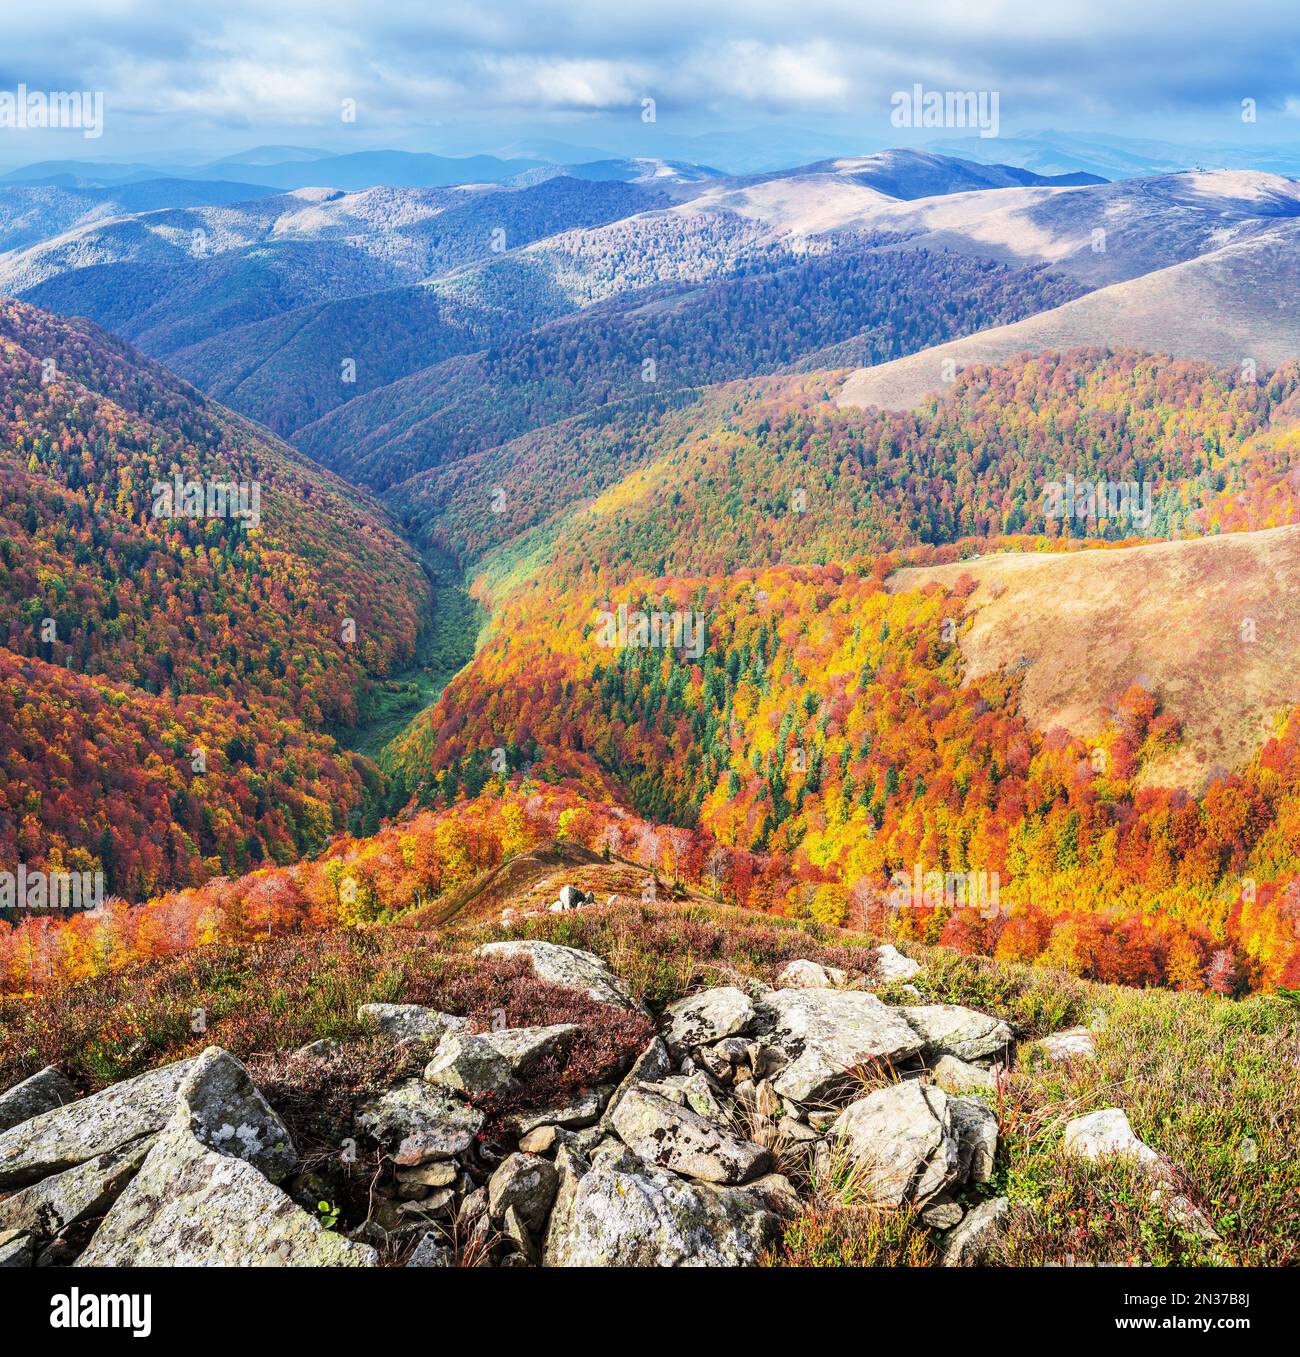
[1,0,1298,168]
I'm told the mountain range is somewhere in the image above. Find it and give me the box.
[3,144,1299,1004]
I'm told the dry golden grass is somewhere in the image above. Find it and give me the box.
[887,524,1300,790]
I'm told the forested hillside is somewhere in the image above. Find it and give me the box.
[299,247,1082,489]
[0,301,428,894]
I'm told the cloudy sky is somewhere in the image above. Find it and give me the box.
[1,0,1298,167]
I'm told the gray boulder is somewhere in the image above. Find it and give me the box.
[0,1067,75,1133]
[488,1152,559,1234]
[940,1195,1009,1265]
[1033,1026,1097,1064]
[948,1095,998,1184]
[830,1082,960,1207]
[932,1054,997,1093]
[1062,1108,1160,1166]
[79,1048,375,1266]
[898,1004,1013,1061]
[407,1233,455,1266]
[544,1143,794,1266]
[871,944,923,983]
[424,1024,579,1098]
[756,989,925,1104]
[0,1056,196,1189]
[664,987,756,1052]
[354,1080,484,1164]
[357,1003,466,1046]
[598,1036,672,1134]
[611,1086,770,1185]
[474,940,640,1009]
[774,960,847,989]
[505,1084,612,1137]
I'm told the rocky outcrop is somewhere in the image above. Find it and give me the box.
[755,988,926,1103]
[0,1057,196,1189]
[0,1067,76,1133]
[354,1080,485,1164]
[79,1049,375,1266]
[543,1143,795,1266]
[0,913,1038,1270]
[474,940,640,1009]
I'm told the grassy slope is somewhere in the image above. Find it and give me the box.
[887,524,1300,790]
[1,874,1294,1265]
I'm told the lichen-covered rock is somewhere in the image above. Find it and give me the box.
[354,1080,484,1165]
[357,1003,466,1046]
[424,1024,579,1098]
[0,1056,196,1189]
[948,1095,998,1184]
[664,987,756,1051]
[78,1049,375,1267]
[488,1152,559,1234]
[474,940,640,1009]
[611,1086,769,1185]
[921,1193,965,1229]
[932,1054,997,1094]
[830,1082,959,1207]
[505,1085,612,1137]
[940,1195,1009,1265]
[0,1136,153,1242]
[543,1143,793,1266]
[176,1046,297,1184]
[0,1067,75,1133]
[756,989,925,1104]
[643,1072,728,1124]
[898,1004,1013,1062]
[871,945,922,983]
[598,1036,672,1134]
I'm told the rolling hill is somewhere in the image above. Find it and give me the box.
[839,223,1300,411]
